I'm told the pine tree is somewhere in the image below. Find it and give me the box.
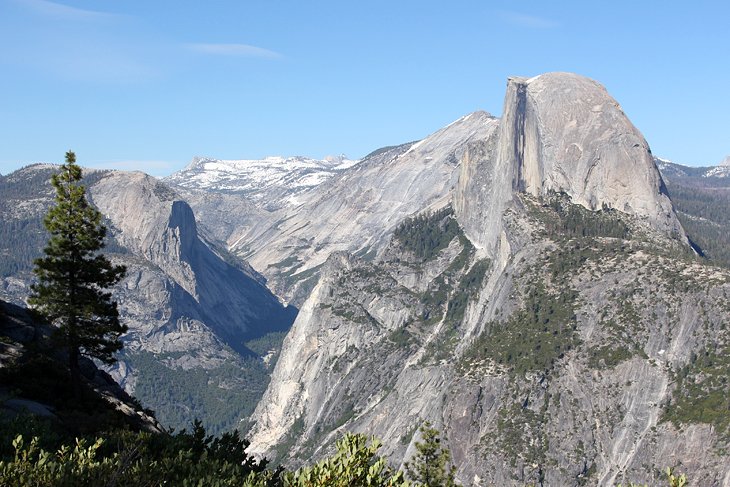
[29,151,127,390]
[404,422,458,487]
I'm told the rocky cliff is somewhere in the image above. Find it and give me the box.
[456,73,684,259]
[249,198,729,486]
[0,166,296,434]
[88,171,295,354]
[166,186,275,252]
[237,111,499,304]
[247,74,729,486]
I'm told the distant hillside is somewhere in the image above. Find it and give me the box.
[656,157,730,267]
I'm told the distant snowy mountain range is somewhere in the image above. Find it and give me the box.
[164,155,359,210]
[655,155,730,178]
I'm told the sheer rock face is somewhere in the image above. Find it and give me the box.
[168,186,274,256]
[89,171,295,357]
[455,73,685,258]
[239,74,686,305]
[509,73,675,225]
[247,74,730,485]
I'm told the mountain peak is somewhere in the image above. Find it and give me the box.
[456,72,686,256]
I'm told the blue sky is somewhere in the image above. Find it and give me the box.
[0,0,728,176]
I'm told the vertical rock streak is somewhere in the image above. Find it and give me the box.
[512,80,528,192]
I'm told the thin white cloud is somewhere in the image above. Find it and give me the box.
[499,10,559,29]
[15,0,115,21]
[187,43,282,59]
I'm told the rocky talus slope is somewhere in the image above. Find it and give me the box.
[247,73,730,486]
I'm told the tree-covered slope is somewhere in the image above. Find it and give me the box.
[656,161,730,267]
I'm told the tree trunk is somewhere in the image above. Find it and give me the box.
[68,346,82,398]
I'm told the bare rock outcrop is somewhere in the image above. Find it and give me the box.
[248,198,729,486]
[455,73,685,258]
[89,171,295,353]
[239,111,498,303]
[247,74,727,485]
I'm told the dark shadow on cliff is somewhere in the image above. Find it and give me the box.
[164,200,298,357]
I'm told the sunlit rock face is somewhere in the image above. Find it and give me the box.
[455,72,685,258]
[238,111,499,304]
[247,74,728,486]
[90,171,295,354]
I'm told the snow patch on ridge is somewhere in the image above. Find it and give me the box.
[164,154,360,210]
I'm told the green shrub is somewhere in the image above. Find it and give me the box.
[461,282,579,376]
[0,422,273,487]
[285,433,408,487]
[663,347,730,440]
